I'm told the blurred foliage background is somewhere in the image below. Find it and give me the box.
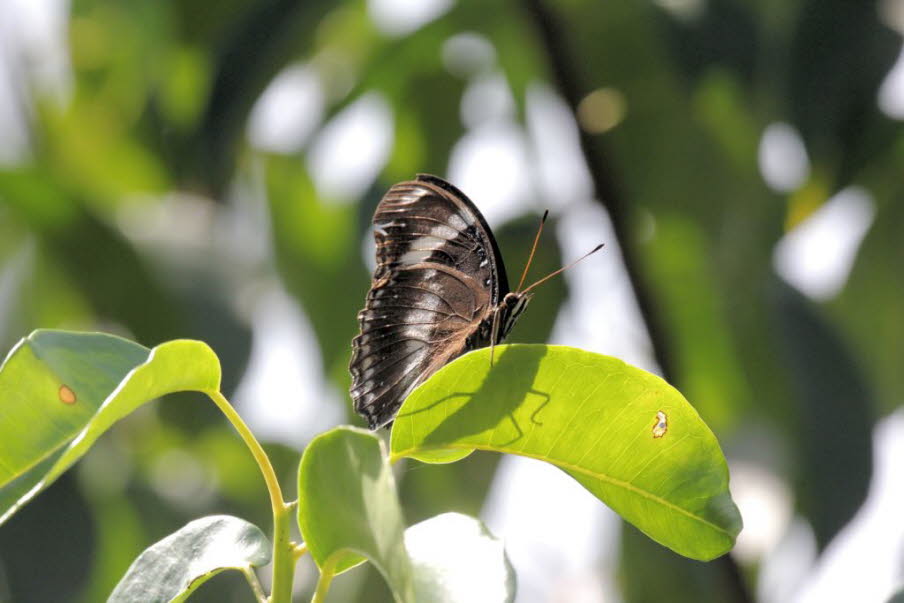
[1,0,902,601]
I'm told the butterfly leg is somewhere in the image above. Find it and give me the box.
[489,307,502,367]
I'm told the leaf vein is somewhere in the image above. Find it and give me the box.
[395,443,731,536]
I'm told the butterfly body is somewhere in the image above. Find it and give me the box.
[350,174,531,429]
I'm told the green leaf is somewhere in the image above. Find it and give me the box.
[297,427,414,600]
[297,427,516,602]
[390,345,741,561]
[0,330,220,525]
[406,513,515,603]
[108,514,271,603]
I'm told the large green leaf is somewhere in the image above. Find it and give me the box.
[390,345,741,561]
[108,514,271,603]
[0,330,220,525]
[297,428,515,603]
[297,427,413,600]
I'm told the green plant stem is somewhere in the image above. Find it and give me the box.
[269,502,296,602]
[311,557,338,603]
[205,390,295,602]
[242,567,268,603]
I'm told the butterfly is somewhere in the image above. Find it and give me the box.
[349,174,601,429]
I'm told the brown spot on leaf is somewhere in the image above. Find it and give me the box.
[59,384,77,405]
[652,410,667,438]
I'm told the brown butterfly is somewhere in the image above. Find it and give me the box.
[349,174,601,428]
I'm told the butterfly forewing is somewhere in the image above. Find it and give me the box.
[370,177,508,292]
[350,175,510,428]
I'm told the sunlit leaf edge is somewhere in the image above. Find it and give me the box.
[108,514,271,603]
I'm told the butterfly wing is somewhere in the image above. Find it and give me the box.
[350,175,509,428]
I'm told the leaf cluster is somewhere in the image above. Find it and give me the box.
[0,331,739,600]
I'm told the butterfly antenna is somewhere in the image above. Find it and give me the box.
[521,244,604,294]
[516,210,549,292]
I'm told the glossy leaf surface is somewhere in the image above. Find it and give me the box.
[108,515,270,603]
[297,427,413,599]
[391,345,741,561]
[0,330,220,525]
[298,428,515,602]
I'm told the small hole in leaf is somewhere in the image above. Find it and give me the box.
[652,410,667,438]
[59,384,77,405]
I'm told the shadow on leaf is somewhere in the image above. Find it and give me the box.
[398,345,550,449]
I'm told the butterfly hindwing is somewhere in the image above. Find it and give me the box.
[350,175,509,428]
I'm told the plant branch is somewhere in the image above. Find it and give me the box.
[269,502,297,602]
[519,2,751,602]
[206,390,285,518]
[205,390,295,602]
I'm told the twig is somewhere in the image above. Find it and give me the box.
[205,390,296,601]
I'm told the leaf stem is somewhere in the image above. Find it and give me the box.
[204,390,295,602]
[206,390,285,514]
[242,566,268,603]
[311,557,338,603]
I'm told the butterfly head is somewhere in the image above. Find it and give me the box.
[497,291,532,342]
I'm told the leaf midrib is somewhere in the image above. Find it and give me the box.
[0,439,68,487]
[393,443,732,537]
